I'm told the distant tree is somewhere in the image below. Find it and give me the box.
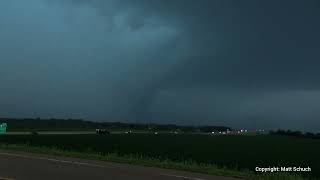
[286,130,292,135]
[291,131,302,137]
[269,130,275,135]
[270,129,320,139]
[304,132,315,138]
[276,129,286,135]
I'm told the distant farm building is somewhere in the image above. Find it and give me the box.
[96,129,110,135]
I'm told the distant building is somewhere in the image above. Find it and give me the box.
[95,129,110,135]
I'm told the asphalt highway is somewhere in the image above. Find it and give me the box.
[0,151,241,180]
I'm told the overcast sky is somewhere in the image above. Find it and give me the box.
[1,0,320,131]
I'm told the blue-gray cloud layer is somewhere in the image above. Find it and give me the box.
[1,0,320,131]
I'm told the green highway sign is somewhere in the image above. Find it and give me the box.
[0,123,7,134]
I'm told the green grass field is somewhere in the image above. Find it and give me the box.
[0,134,318,179]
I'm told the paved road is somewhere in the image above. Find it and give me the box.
[5,131,147,135]
[5,131,95,135]
[0,151,241,180]
[4,131,218,135]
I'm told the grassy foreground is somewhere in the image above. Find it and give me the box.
[0,143,306,180]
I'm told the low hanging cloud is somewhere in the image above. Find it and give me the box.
[0,0,320,131]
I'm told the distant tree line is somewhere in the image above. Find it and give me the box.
[269,129,320,139]
[0,118,231,133]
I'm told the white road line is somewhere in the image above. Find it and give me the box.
[0,152,106,168]
[160,173,207,180]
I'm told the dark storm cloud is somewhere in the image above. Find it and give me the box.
[1,0,320,131]
[0,0,184,121]
[72,0,320,89]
